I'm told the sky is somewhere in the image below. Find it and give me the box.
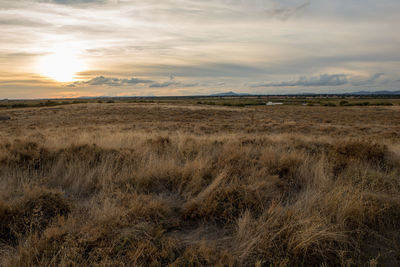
[0,0,399,98]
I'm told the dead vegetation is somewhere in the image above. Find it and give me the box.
[0,103,400,266]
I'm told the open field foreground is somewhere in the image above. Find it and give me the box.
[1,102,400,266]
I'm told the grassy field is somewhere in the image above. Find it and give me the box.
[1,95,400,109]
[1,101,400,266]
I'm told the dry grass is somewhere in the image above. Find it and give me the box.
[0,103,400,266]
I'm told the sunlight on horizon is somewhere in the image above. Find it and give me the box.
[37,48,87,83]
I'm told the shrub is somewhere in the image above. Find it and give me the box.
[0,190,71,246]
[322,102,337,107]
[328,140,391,176]
[375,102,393,106]
[11,103,29,108]
[183,183,267,224]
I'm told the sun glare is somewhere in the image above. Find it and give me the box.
[38,48,86,82]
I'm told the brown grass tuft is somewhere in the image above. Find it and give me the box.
[0,189,70,247]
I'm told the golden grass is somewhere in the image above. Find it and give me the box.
[0,103,400,266]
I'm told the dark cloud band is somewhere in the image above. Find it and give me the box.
[253,73,385,88]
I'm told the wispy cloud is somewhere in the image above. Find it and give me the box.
[68,75,199,89]
[38,0,106,5]
[252,73,392,88]
[149,81,198,88]
[253,74,348,87]
[351,73,384,86]
[265,1,310,20]
[0,18,51,27]
[69,76,153,87]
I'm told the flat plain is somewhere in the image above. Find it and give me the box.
[1,99,400,266]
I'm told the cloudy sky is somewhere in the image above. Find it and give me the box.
[1,0,399,98]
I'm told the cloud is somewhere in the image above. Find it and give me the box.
[265,1,310,20]
[71,76,153,87]
[351,73,384,86]
[252,73,391,88]
[0,18,51,27]
[0,52,47,60]
[69,76,198,89]
[253,74,348,87]
[149,81,176,88]
[149,81,198,88]
[148,73,198,88]
[38,0,106,5]
[134,63,265,78]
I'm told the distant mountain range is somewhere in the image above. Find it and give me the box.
[210,91,252,96]
[345,90,400,95]
[209,90,400,96]
[46,90,400,101]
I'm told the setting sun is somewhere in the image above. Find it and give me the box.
[37,48,86,82]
